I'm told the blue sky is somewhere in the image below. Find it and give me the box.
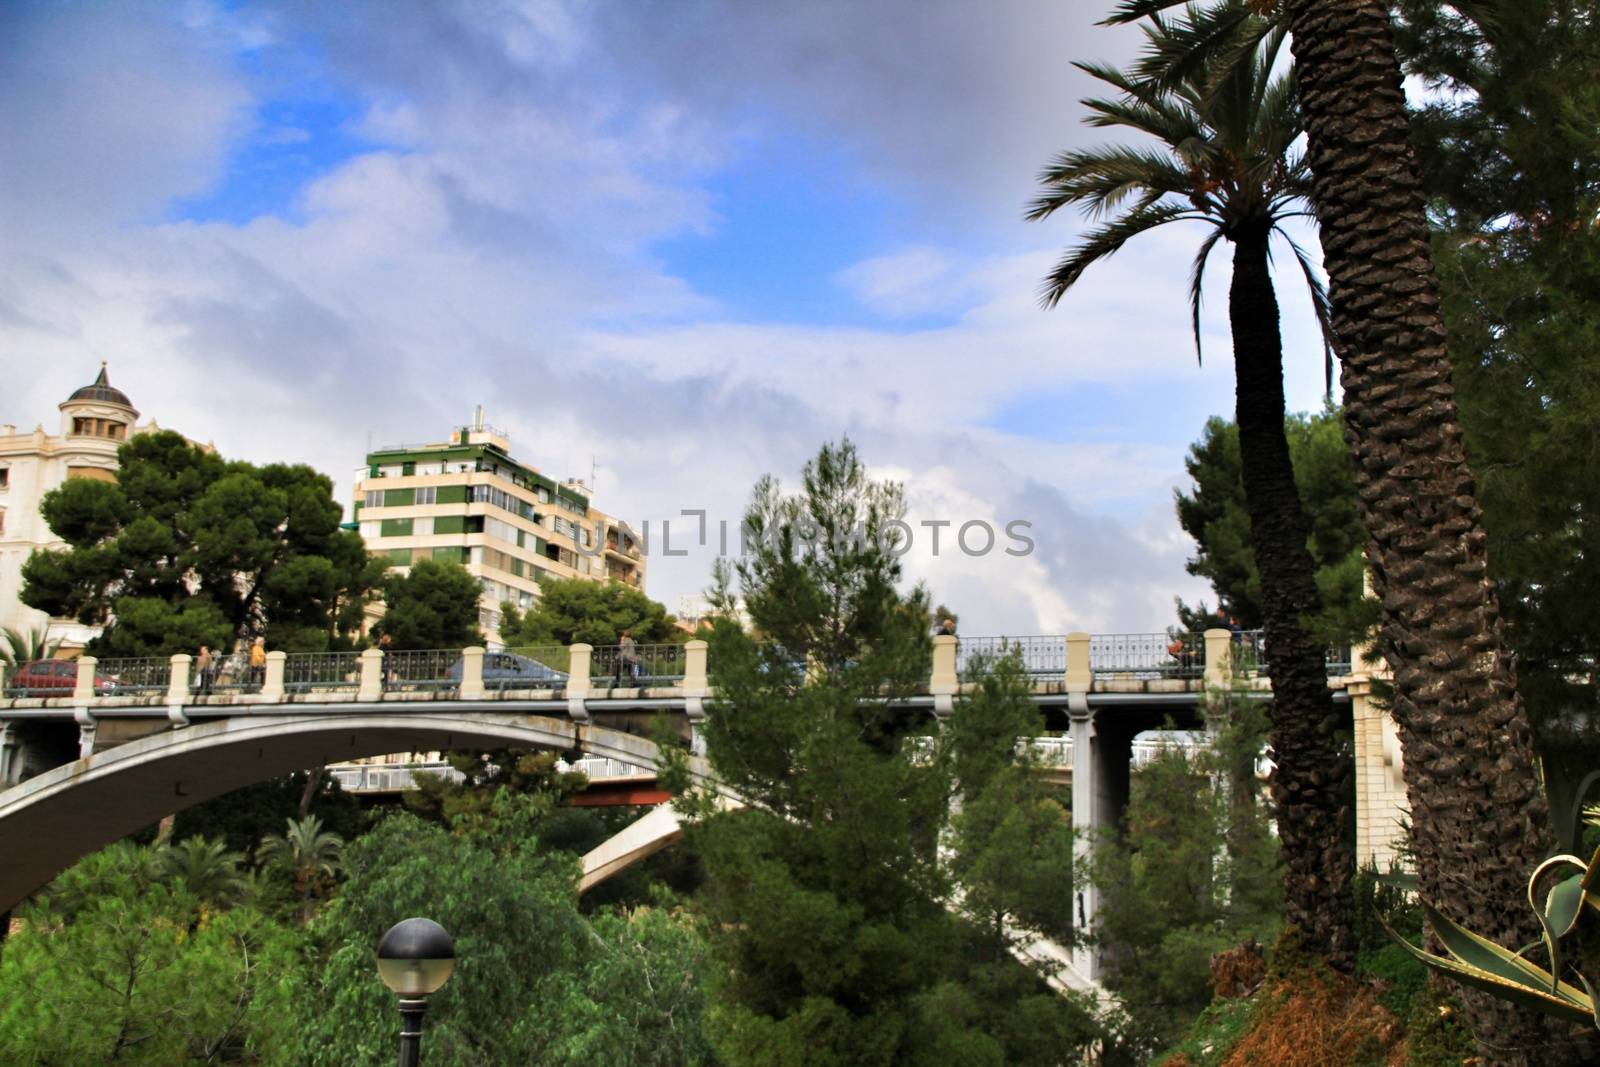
[0,0,1337,634]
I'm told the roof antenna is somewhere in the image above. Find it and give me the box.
[590,455,597,494]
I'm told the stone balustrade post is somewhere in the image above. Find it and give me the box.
[358,648,385,702]
[1,721,18,786]
[567,644,593,722]
[167,654,192,704]
[1065,632,1091,693]
[73,656,98,703]
[262,651,286,701]
[460,646,486,700]
[930,635,958,718]
[682,639,709,694]
[1203,628,1232,688]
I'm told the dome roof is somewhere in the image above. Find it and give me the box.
[65,363,134,409]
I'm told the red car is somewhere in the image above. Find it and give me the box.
[5,659,117,696]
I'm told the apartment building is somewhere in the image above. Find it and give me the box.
[352,415,645,645]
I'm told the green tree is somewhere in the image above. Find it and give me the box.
[376,558,483,650]
[1175,409,1376,644]
[158,836,253,911]
[670,439,1098,1066]
[1090,698,1281,1057]
[164,770,366,860]
[500,576,683,647]
[1396,0,1600,820]
[20,430,381,656]
[0,625,61,667]
[255,815,344,918]
[276,809,716,1067]
[0,842,301,1065]
[1030,8,1354,969]
[404,747,588,827]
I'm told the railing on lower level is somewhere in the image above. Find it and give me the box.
[1090,633,1205,679]
[327,755,650,793]
[589,643,686,687]
[957,636,1067,680]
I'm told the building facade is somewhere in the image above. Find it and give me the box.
[352,416,645,646]
[0,366,159,650]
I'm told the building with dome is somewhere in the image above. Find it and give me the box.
[0,364,165,650]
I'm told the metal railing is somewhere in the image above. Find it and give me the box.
[1326,646,1354,677]
[382,649,459,693]
[589,643,686,687]
[98,657,171,695]
[957,636,1067,680]
[208,652,262,694]
[284,652,362,693]
[1090,633,1204,678]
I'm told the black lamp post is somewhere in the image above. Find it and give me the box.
[376,917,456,1067]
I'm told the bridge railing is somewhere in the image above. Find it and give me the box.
[384,649,459,693]
[284,652,362,693]
[98,657,171,695]
[957,636,1067,680]
[486,646,570,690]
[1089,633,1205,679]
[208,652,262,694]
[589,643,687,687]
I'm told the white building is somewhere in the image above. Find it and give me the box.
[0,365,162,650]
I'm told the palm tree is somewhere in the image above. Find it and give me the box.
[1028,12,1355,968]
[255,815,344,915]
[1105,1,1557,1058]
[158,836,253,909]
[0,625,61,667]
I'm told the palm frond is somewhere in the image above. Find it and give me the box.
[1028,146,1196,221]
[1038,202,1201,308]
[1274,226,1339,397]
[1101,0,1192,27]
[1188,228,1227,366]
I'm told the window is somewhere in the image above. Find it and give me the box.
[413,517,433,537]
[415,486,437,506]
[387,548,413,564]
[106,422,125,440]
[364,490,383,509]
[0,468,9,490]
[401,461,416,476]
[73,417,94,436]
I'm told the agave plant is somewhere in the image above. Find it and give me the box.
[1388,819,1600,1026]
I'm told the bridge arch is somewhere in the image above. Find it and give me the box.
[0,712,716,914]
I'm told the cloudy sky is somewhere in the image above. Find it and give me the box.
[0,0,1336,635]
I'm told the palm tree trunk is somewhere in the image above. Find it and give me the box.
[1228,224,1356,971]
[1285,3,1553,1060]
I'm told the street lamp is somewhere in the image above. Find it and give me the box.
[376,917,456,1067]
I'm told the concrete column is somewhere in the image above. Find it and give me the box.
[460,646,486,700]
[567,644,592,722]
[930,635,958,718]
[73,656,98,703]
[75,712,96,759]
[0,662,9,697]
[1068,708,1098,980]
[261,651,287,701]
[358,648,385,702]
[166,654,192,704]
[1203,628,1232,688]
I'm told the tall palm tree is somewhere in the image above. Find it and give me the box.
[1028,12,1356,969]
[1106,1,1557,1058]
[255,814,344,915]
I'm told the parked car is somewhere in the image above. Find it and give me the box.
[5,659,117,695]
[447,652,567,690]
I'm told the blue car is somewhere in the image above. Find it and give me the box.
[448,652,567,690]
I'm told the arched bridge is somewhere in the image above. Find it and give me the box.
[0,629,1401,986]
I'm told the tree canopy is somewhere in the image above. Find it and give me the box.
[499,576,683,647]
[667,439,1098,1066]
[20,431,381,656]
[376,558,484,650]
[1175,409,1375,644]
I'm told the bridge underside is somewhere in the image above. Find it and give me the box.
[0,712,709,914]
